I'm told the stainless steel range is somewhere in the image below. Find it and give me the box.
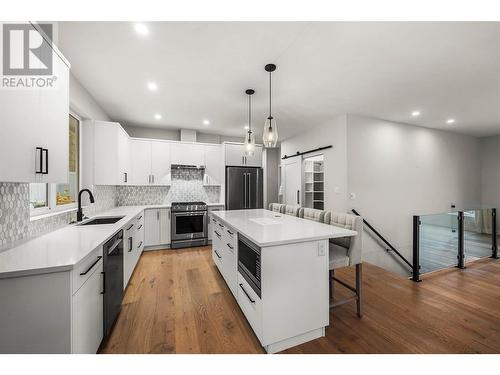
[170,201,208,249]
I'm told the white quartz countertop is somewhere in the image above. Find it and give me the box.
[0,206,150,279]
[211,209,357,247]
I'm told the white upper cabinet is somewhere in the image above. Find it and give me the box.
[151,141,171,185]
[129,139,170,186]
[0,24,70,183]
[203,144,222,185]
[130,139,151,186]
[224,143,263,167]
[93,121,130,185]
[171,142,204,166]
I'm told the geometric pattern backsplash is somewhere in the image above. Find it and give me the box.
[0,184,117,251]
[0,169,221,251]
[117,168,221,206]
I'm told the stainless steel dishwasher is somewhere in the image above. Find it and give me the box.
[103,230,124,338]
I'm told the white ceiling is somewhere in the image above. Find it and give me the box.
[58,22,500,139]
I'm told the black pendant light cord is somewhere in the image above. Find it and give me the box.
[248,93,252,133]
[269,71,272,119]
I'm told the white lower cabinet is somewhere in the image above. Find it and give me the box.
[145,208,171,248]
[210,217,237,297]
[208,206,224,242]
[237,273,263,341]
[72,260,104,354]
[124,213,146,288]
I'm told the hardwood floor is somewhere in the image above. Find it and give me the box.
[100,246,500,354]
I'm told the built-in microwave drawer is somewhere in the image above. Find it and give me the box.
[237,272,263,342]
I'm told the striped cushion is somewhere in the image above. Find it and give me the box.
[299,208,326,223]
[324,211,357,249]
[283,205,300,217]
[268,203,284,213]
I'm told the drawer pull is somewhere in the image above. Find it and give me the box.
[127,223,134,231]
[80,256,102,276]
[227,230,234,236]
[214,250,222,259]
[214,231,221,238]
[227,243,234,250]
[137,215,143,221]
[137,224,143,230]
[212,218,216,223]
[239,283,255,303]
[218,223,224,228]
[137,241,143,249]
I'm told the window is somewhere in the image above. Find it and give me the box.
[30,113,81,217]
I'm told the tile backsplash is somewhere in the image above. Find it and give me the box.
[117,168,221,206]
[0,184,117,250]
[0,169,221,250]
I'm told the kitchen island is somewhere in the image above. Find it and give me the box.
[210,209,357,353]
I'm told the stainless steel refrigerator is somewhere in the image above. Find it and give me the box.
[225,166,263,210]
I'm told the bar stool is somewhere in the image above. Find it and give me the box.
[298,207,327,223]
[323,211,364,317]
[268,203,284,213]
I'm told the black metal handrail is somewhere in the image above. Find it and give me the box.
[351,209,413,270]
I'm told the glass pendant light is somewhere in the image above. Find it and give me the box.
[263,63,278,148]
[244,89,256,156]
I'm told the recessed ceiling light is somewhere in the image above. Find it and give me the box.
[203,119,210,126]
[446,118,456,124]
[411,110,421,117]
[134,23,149,36]
[147,82,158,91]
[154,114,162,120]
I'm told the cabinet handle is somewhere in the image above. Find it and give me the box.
[124,172,128,183]
[137,224,143,230]
[80,256,102,276]
[218,223,224,228]
[168,210,171,219]
[101,271,105,295]
[239,283,255,303]
[227,230,234,236]
[297,190,300,205]
[127,223,134,231]
[138,215,143,221]
[212,218,216,223]
[128,237,133,252]
[153,175,155,184]
[137,241,143,249]
[214,230,221,238]
[226,243,234,250]
[35,147,43,174]
[42,148,48,174]
[214,249,222,259]
[157,211,160,220]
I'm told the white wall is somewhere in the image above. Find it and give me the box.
[281,114,482,276]
[280,115,348,213]
[69,74,110,121]
[263,148,280,208]
[480,136,500,207]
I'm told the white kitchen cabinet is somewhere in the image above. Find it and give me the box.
[130,139,152,185]
[130,139,170,186]
[151,141,171,185]
[144,208,171,248]
[93,121,130,185]
[224,143,262,167]
[123,212,145,288]
[204,145,223,185]
[171,142,204,166]
[208,206,224,242]
[72,260,103,354]
[0,23,70,183]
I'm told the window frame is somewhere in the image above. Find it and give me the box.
[30,110,82,218]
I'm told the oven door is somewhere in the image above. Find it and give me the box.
[171,211,207,241]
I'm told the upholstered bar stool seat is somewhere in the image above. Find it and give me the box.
[323,211,364,318]
[268,203,284,213]
[298,207,326,223]
[282,205,300,217]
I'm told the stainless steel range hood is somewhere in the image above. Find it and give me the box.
[171,164,205,170]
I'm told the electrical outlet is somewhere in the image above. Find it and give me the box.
[318,242,326,256]
[350,192,356,200]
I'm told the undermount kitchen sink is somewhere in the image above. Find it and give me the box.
[78,216,125,226]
